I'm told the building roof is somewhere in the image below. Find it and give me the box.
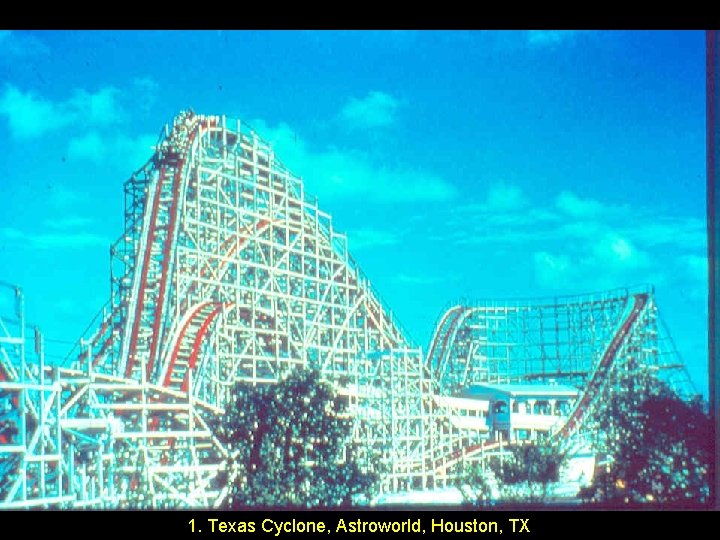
[461,383,580,399]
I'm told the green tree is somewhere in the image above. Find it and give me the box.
[490,443,565,502]
[213,370,375,508]
[586,372,710,506]
[456,443,565,505]
[453,459,494,505]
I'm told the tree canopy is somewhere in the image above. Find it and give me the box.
[491,443,564,501]
[212,370,374,508]
[456,442,565,505]
[583,372,711,506]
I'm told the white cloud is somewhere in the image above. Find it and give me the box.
[439,187,703,266]
[677,254,708,300]
[486,183,526,211]
[68,132,104,161]
[67,131,156,170]
[533,231,653,292]
[0,80,160,174]
[533,251,572,288]
[0,86,71,138]
[442,184,562,245]
[250,119,456,203]
[527,30,581,47]
[452,183,537,220]
[339,91,401,129]
[2,198,108,255]
[420,181,703,294]
[396,272,460,286]
[609,237,633,260]
[346,228,401,250]
[0,30,49,57]
[43,216,94,230]
[592,232,650,269]
[0,227,110,250]
[0,84,123,139]
[629,217,706,251]
[683,254,707,284]
[48,185,87,210]
[69,87,123,125]
[114,133,157,169]
[555,190,605,218]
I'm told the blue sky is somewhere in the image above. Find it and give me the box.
[0,30,708,395]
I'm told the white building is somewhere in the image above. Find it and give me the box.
[458,383,580,443]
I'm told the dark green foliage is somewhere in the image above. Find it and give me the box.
[490,443,564,501]
[213,370,375,508]
[457,443,565,504]
[492,444,563,485]
[586,373,711,506]
[453,461,493,505]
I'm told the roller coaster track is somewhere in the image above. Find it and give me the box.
[59,300,114,370]
[160,219,272,391]
[70,218,272,385]
[185,219,270,295]
[124,117,211,380]
[554,293,647,441]
[162,301,226,391]
[426,305,465,374]
[434,293,649,473]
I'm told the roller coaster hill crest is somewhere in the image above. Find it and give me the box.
[0,111,699,508]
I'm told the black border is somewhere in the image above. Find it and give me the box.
[0,509,716,538]
[707,30,719,512]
